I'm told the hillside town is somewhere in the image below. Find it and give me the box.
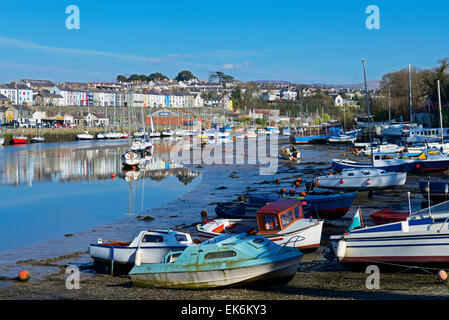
[0,76,381,129]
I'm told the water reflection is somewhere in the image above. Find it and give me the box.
[0,141,199,186]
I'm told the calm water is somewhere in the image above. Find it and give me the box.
[0,140,200,253]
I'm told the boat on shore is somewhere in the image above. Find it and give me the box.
[89,230,194,268]
[196,199,323,252]
[12,134,27,144]
[330,200,449,268]
[314,168,407,191]
[129,232,303,289]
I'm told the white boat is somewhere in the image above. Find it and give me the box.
[89,230,194,267]
[245,129,258,139]
[328,135,356,144]
[314,168,407,191]
[96,132,107,139]
[360,143,403,156]
[30,135,45,143]
[121,150,141,167]
[105,131,123,139]
[405,143,449,155]
[161,129,174,137]
[195,199,323,252]
[149,131,161,138]
[330,200,449,267]
[0,137,4,146]
[282,128,291,136]
[76,131,94,141]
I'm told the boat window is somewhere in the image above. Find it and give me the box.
[363,171,370,176]
[294,206,303,219]
[260,215,281,231]
[175,234,188,242]
[142,234,164,243]
[205,251,236,259]
[348,173,354,176]
[280,210,294,228]
[253,238,265,244]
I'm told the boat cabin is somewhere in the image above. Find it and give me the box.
[256,199,304,235]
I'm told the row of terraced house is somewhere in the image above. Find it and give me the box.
[0,79,205,109]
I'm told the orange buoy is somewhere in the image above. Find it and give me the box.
[300,192,307,196]
[280,188,287,194]
[111,173,116,178]
[438,270,448,281]
[18,270,30,282]
[289,189,295,195]
[275,178,281,185]
[295,181,300,187]
[339,179,344,184]
[297,177,302,182]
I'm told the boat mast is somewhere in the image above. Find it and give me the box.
[362,59,374,165]
[388,88,391,125]
[408,64,413,124]
[438,79,444,144]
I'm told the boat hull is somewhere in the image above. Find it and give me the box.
[12,137,27,144]
[315,172,407,191]
[130,256,301,289]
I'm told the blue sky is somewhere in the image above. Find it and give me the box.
[0,0,448,84]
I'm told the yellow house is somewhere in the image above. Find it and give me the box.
[5,107,15,123]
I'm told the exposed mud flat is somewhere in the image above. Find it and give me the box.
[1,141,448,300]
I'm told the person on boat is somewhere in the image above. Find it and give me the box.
[290,145,299,159]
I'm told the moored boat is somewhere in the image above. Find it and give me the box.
[330,200,449,268]
[12,135,27,144]
[314,168,407,191]
[89,230,194,268]
[129,232,303,289]
[76,131,94,141]
[197,199,323,252]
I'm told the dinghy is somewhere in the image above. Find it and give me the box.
[314,168,407,191]
[129,233,303,289]
[196,199,323,252]
[279,145,301,161]
[121,150,141,167]
[89,230,194,268]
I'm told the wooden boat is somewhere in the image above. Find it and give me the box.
[216,192,356,220]
[129,232,303,289]
[314,168,407,191]
[196,199,323,252]
[89,230,194,267]
[369,209,409,225]
[330,200,449,268]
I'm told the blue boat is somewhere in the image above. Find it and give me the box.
[291,122,342,144]
[129,233,303,289]
[215,192,356,220]
[402,150,449,173]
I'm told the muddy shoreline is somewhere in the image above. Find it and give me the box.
[1,143,449,300]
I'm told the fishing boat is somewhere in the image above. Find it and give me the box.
[128,232,303,289]
[12,134,27,144]
[330,200,449,268]
[291,122,342,144]
[122,150,141,167]
[89,230,194,268]
[197,199,323,252]
[76,131,94,141]
[216,192,356,220]
[402,150,449,173]
[314,168,407,191]
[279,145,301,161]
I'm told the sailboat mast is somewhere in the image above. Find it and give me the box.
[388,89,391,125]
[362,59,374,165]
[438,79,444,144]
[408,64,413,124]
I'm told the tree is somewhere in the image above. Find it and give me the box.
[148,72,168,81]
[209,71,234,84]
[175,70,197,82]
[128,74,141,82]
[116,75,128,82]
[139,74,148,82]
